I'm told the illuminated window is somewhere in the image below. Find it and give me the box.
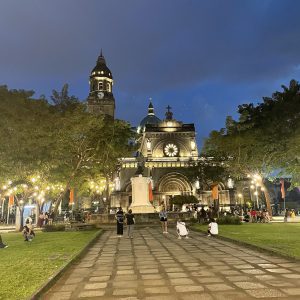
[107,83,111,92]
[98,81,103,90]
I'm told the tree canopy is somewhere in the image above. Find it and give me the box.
[0,85,135,215]
[203,79,300,185]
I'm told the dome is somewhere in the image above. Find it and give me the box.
[140,114,161,128]
[90,51,113,79]
[138,101,161,132]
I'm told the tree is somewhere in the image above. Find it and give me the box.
[50,84,80,112]
[203,80,300,215]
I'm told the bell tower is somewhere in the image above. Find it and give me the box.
[87,50,115,118]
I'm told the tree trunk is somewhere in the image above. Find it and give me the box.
[261,182,272,218]
[53,158,83,216]
[15,207,24,232]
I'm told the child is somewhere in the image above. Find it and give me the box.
[176,220,189,239]
[207,218,218,237]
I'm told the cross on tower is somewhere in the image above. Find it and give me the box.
[165,105,173,120]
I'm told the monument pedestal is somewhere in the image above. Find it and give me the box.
[130,175,155,213]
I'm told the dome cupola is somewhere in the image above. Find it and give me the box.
[138,101,161,133]
[90,50,113,79]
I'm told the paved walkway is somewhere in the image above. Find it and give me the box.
[44,227,300,300]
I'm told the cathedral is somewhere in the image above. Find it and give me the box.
[87,52,232,210]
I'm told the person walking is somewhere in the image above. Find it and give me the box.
[159,207,168,234]
[125,209,135,238]
[115,207,124,237]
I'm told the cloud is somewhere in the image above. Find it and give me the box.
[0,0,300,148]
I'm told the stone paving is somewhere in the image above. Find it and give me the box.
[43,227,300,300]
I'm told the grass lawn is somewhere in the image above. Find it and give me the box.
[192,223,300,259]
[0,230,100,300]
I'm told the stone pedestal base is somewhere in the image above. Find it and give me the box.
[131,205,155,214]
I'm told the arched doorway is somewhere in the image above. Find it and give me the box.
[157,172,193,207]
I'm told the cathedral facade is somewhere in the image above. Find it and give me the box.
[87,52,232,210]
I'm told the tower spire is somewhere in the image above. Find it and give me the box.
[97,49,106,64]
[148,98,154,115]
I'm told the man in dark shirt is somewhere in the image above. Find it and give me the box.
[116,207,124,236]
[125,209,135,238]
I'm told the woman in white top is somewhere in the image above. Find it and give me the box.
[208,219,218,236]
[176,220,189,239]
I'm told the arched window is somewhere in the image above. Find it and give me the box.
[106,83,110,92]
[98,81,103,90]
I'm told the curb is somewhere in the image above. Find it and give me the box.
[29,229,103,300]
[190,226,300,262]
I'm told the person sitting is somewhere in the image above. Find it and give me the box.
[243,212,250,222]
[207,218,218,237]
[23,225,35,242]
[176,220,189,239]
[0,234,8,248]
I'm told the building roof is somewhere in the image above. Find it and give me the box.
[139,102,161,130]
[91,50,113,79]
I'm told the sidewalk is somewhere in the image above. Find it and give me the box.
[0,225,16,232]
[43,227,300,299]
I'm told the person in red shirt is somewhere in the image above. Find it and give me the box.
[250,209,257,223]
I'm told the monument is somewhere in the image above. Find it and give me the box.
[130,175,155,213]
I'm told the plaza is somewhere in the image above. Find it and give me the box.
[1,1,300,300]
[44,227,300,299]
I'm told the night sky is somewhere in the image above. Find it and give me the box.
[1,0,300,147]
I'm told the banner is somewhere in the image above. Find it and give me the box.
[8,195,14,207]
[69,188,74,205]
[148,182,153,202]
[211,183,219,200]
[280,179,285,199]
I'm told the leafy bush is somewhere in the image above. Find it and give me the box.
[171,195,198,205]
[217,215,241,225]
[188,218,198,224]
[43,224,66,232]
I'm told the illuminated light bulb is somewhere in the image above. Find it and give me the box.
[3,185,7,190]
[13,187,17,191]
[34,186,39,190]
[261,187,265,191]
[238,193,243,198]
[8,180,12,185]
[191,140,196,150]
[254,191,258,196]
[33,192,37,197]
[247,174,251,178]
[31,178,36,183]
[250,185,255,189]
